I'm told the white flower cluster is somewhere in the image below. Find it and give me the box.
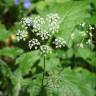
[80,22,86,28]
[28,39,40,50]
[53,38,66,48]
[16,30,28,41]
[89,25,94,30]
[16,13,63,55]
[47,75,60,89]
[21,17,33,27]
[40,45,52,56]
[36,31,51,40]
[32,16,45,33]
[32,13,60,40]
[46,13,60,34]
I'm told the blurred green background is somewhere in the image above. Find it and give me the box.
[0,0,96,96]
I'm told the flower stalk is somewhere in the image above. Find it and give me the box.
[42,56,46,87]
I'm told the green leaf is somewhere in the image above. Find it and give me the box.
[46,68,96,96]
[0,24,10,41]
[5,0,14,6]
[39,56,60,72]
[0,47,24,59]
[75,47,92,59]
[37,0,90,47]
[0,59,12,78]
[16,51,40,75]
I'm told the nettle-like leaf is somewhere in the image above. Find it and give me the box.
[37,0,90,47]
[39,53,60,72]
[26,77,42,96]
[46,68,96,96]
[0,47,24,59]
[75,47,92,59]
[19,73,44,96]
[16,51,40,75]
[0,24,10,41]
[0,59,12,78]
[75,47,96,66]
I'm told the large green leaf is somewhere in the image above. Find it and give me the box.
[16,51,40,75]
[0,24,10,41]
[0,59,12,77]
[39,57,60,72]
[75,47,96,66]
[0,47,24,59]
[46,68,96,96]
[37,0,90,47]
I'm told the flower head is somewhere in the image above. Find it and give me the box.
[53,38,66,48]
[40,45,52,56]
[46,13,60,34]
[28,39,40,50]
[21,17,33,27]
[16,30,28,41]
[36,31,51,40]
[32,16,45,33]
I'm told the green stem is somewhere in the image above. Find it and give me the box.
[42,56,46,87]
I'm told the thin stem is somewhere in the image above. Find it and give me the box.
[42,56,46,87]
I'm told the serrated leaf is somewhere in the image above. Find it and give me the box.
[37,0,90,47]
[39,56,60,72]
[0,47,24,59]
[0,24,10,41]
[46,68,96,96]
[16,51,40,75]
[75,47,91,59]
[0,59,12,77]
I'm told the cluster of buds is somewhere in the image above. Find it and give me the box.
[76,22,95,48]
[16,13,65,55]
[46,13,60,34]
[40,45,52,56]
[16,30,28,41]
[80,22,94,31]
[53,38,66,48]
[21,17,33,27]
[36,31,51,40]
[32,13,60,36]
[28,39,40,50]
[80,22,86,28]
[32,16,45,33]
[47,74,60,89]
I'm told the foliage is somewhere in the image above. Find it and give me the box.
[0,0,96,96]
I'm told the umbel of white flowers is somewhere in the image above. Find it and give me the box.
[16,13,66,55]
[16,30,28,41]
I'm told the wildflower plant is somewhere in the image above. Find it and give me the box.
[16,13,66,87]
[70,22,94,49]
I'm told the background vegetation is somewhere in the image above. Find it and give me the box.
[0,0,96,96]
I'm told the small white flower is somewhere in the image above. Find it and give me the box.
[80,22,86,28]
[89,25,94,30]
[40,45,52,56]
[28,39,40,49]
[86,39,91,45]
[46,13,60,34]
[77,43,84,48]
[36,31,51,40]
[32,16,45,33]
[46,13,60,23]
[21,17,33,27]
[16,30,28,41]
[53,38,66,48]
[71,33,75,39]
